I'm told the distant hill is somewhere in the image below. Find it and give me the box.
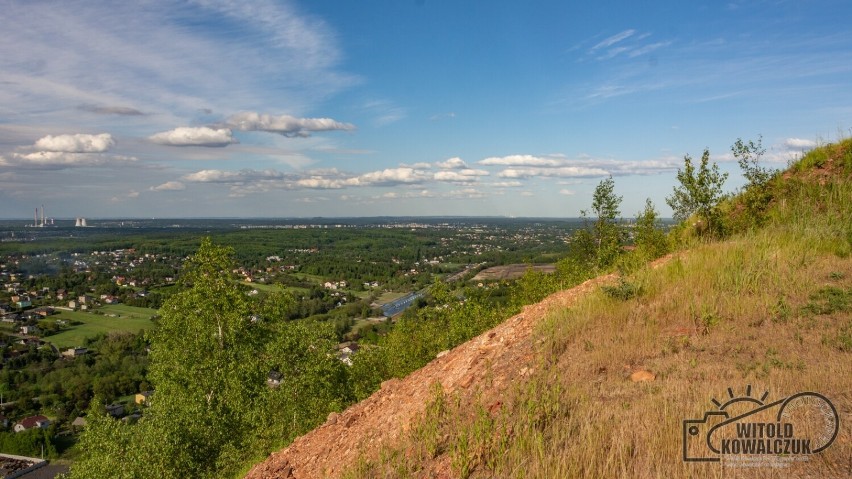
[246,139,852,479]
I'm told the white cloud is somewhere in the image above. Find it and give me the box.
[34,133,115,153]
[491,181,523,188]
[0,151,134,170]
[297,177,346,189]
[433,169,489,182]
[479,155,565,167]
[348,167,429,187]
[149,127,237,147]
[591,29,636,51]
[183,168,285,183]
[225,112,354,137]
[784,138,817,149]
[401,162,433,169]
[559,189,576,196]
[435,157,468,169]
[627,41,672,58]
[520,191,534,197]
[479,154,678,179]
[498,166,609,179]
[150,181,186,191]
[0,1,352,131]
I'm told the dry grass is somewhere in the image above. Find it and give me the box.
[342,142,852,479]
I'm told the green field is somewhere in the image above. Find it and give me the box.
[46,306,157,349]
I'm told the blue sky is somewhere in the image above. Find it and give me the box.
[1,0,851,219]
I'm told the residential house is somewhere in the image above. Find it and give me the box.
[134,391,153,406]
[14,298,31,309]
[61,347,88,359]
[13,415,50,433]
[33,306,54,317]
[20,325,40,335]
[105,404,125,418]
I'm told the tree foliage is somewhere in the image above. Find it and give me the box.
[572,176,626,269]
[730,136,777,229]
[633,199,668,260]
[70,238,351,479]
[666,148,728,236]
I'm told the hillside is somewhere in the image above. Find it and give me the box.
[246,140,852,479]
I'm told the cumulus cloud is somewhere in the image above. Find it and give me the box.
[498,166,609,179]
[150,181,186,191]
[149,127,237,147]
[435,157,468,169]
[348,167,429,186]
[297,177,347,189]
[433,169,489,182]
[479,155,565,167]
[183,168,285,183]
[225,112,355,137]
[784,138,817,149]
[478,153,678,178]
[0,151,134,170]
[34,133,115,153]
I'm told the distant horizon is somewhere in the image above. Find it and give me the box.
[2,1,849,218]
[0,215,603,221]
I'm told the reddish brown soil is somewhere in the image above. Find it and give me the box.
[243,261,674,479]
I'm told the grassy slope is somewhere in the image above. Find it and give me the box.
[345,140,852,478]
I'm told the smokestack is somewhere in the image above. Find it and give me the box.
[34,208,38,227]
[41,205,45,227]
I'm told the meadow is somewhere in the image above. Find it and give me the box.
[46,305,156,349]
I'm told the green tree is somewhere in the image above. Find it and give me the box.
[71,239,264,479]
[71,238,352,479]
[633,199,668,260]
[574,176,625,268]
[732,135,771,188]
[731,136,776,228]
[666,148,729,236]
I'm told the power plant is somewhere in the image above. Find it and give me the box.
[24,205,87,227]
[28,205,53,227]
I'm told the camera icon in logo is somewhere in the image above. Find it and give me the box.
[682,411,729,461]
[682,387,839,463]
